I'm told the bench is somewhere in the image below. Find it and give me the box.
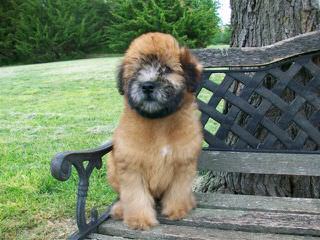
[51,30,320,240]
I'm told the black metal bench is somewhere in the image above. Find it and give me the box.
[51,30,320,240]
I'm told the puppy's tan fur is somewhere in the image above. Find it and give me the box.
[107,32,203,230]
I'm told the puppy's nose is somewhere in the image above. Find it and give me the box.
[141,82,155,94]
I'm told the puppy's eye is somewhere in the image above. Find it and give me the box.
[163,66,172,74]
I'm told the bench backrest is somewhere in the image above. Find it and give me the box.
[193,30,320,176]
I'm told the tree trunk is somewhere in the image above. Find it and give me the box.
[194,0,320,197]
[230,0,320,47]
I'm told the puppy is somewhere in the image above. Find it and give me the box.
[107,32,203,230]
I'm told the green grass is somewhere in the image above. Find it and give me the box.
[0,54,225,239]
[0,57,122,239]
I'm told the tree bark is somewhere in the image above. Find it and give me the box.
[230,0,320,47]
[194,0,320,197]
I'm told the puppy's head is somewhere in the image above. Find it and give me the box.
[117,32,202,119]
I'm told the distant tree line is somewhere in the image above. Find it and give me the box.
[0,0,223,65]
[212,25,231,45]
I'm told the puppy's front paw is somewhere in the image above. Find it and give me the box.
[162,197,195,220]
[162,207,189,220]
[124,212,158,230]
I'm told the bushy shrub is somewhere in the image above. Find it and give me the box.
[0,0,23,65]
[1,0,222,65]
[13,0,110,63]
[106,0,220,53]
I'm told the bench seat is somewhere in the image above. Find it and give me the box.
[50,31,320,239]
[84,193,320,240]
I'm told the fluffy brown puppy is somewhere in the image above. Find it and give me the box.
[107,32,203,230]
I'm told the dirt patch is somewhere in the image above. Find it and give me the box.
[18,218,76,240]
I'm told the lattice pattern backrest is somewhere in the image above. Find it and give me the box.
[196,53,320,151]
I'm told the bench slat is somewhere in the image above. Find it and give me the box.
[86,233,130,240]
[99,220,318,240]
[193,30,320,67]
[199,150,320,176]
[159,208,320,236]
[196,193,320,215]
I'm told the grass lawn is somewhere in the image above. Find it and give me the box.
[0,54,224,239]
[0,57,122,239]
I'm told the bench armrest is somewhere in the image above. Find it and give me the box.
[50,141,113,239]
[51,141,113,181]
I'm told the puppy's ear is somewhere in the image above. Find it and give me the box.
[180,47,202,92]
[117,63,125,95]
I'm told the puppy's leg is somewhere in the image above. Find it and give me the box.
[121,170,158,230]
[110,200,123,220]
[107,153,120,192]
[161,162,196,220]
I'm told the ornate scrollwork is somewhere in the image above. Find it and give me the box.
[50,141,113,239]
